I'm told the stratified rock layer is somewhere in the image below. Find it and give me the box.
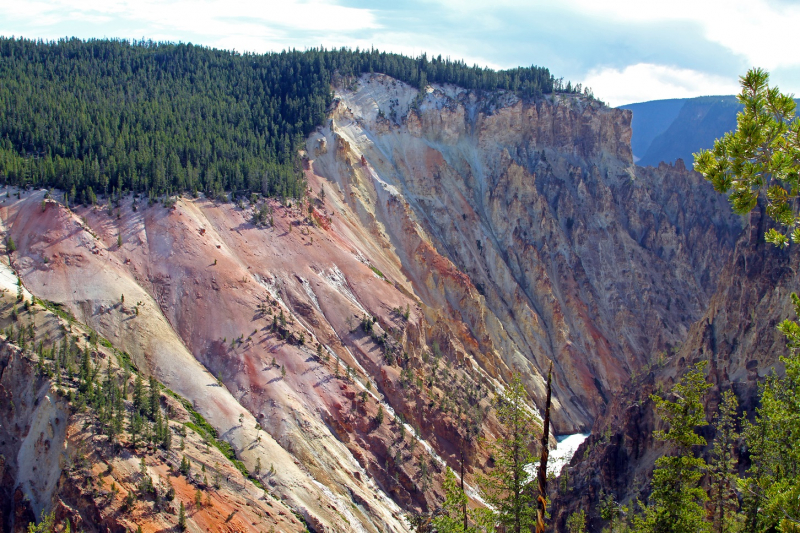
[551,205,799,531]
[0,73,744,531]
[310,74,741,432]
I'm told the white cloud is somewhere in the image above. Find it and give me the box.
[582,63,741,107]
[0,0,380,52]
[2,0,799,103]
[562,0,800,70]
[0,0,507,67]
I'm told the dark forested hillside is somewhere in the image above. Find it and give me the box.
[0,37,572,202]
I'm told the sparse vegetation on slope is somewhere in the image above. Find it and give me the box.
[554,67,800,533]
[0,273,301,532]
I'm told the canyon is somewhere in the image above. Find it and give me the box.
[551,205,800,531]
[1,73,753,531]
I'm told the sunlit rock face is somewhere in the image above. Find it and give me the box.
[0,72,743,531]
[310,73,742,433]
[550,206,800,530]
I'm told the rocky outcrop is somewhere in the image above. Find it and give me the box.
[551,205,799,530]
[0,72,746,530]
[0,342,69,532]
[310,74,742,432]
[0,291,305,533]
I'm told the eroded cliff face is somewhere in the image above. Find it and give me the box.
[309,74,741,432]
[0,73,743,531]
[0,310,305,533]
[551,206,799,531]
[1,179,512,531]
[2,194,413,532]
[0,342,69,531]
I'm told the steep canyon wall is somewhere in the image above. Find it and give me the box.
[310,74,741,433]
[0,73,744,531]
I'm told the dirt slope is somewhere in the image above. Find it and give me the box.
[0,73,742,532]
[2,180,510,531]
[0,273,304,532]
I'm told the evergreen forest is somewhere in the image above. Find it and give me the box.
[0,37,576,203]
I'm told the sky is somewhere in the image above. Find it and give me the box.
[1,0,799,107]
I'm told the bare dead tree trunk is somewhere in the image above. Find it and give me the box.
[535,362,553,533]
[461,447,468,531]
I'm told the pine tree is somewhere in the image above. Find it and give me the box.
[697,69,800,532]
[178,501,187,530]
[694,68,800,247]
[740,293,800,531]
[598,491,629,533]
[79,345,91,391]
[54,345,62,387]
[126,491,136,510]
[148,375,159,420]
[162,411,172,450]
[432,467,478,533]
[133,373,144,414]
[153,406,164,444]
[477,374,537,533]
[708,389,742,533]
[180,455,191,476]
[635,362,711,533]
[129,411,143,449]
[26,511,56,533]
[566,510,587,533]
[112,387,125,447]
[122,365,131,397]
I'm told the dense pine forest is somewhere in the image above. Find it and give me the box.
[0,37,574,202]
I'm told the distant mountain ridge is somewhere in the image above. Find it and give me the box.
[619,95,742,167]
[618,98,685,161]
